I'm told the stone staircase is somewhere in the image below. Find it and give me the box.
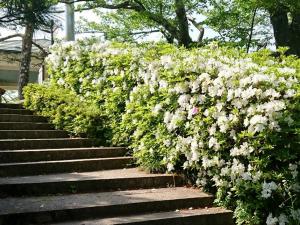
[0,103,234,225]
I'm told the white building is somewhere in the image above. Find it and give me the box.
[0,39,51,90]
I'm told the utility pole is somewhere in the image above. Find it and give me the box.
[50,20,55,45]
[65,1,75,41]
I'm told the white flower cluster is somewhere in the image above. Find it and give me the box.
[230,142,254,157]
[261,181,278,199]
[266,213,289,225]
[137,48,298,224]
[45,40,299,225]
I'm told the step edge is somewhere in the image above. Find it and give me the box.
[0,147,127,153]
[0,156,134,166]
[0,173,181,185]
[0,130,68,132]
[0,114,44,117]
[0,138,95,141]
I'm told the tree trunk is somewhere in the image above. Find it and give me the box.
[246,8,257,53]
[161,29,175,44]
[174,0,192,47]
[50,20,55,45]
[269,8,290,48]
[288,13,300,56]
[18,22,34,100]
[269,8,300,57]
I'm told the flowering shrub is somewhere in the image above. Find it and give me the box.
[24,40,300,225]
[23,84,108,142]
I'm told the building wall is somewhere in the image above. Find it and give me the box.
[0,51,42,90]
[0,69,39,90]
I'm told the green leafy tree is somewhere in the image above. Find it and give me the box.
[72,0,300,56]
[78,8,160,42]
[202,0,273,51]
[260,0,300,56]
[64,0,206,47]
[203,0,300,55]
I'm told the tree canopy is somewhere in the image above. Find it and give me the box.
[0,0,58,28]
[72,0,300,56]
[73,0,206,47]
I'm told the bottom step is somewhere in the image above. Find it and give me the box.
[0,187,213,224]
[53,207,234,225]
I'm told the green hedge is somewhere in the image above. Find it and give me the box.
[23,84,108,141]
[24,40,300,225]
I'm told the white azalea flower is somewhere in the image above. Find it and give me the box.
[252,74,270,84]
[152,104,163,115]
[159,80,168,88]
[208,137,220,150]
[161,55,173,69]
[231,159,245,177]
[278,67,296,74]
[163,139,172,147]
[57,78,65,85]
[164,111,172,124]
[167,163,174,171]
[178,94,191,107]
[262,181,278,199]
[278,214,288,225]
[174,82,189,94]
[284,89,296,98]
[191,149,200,162]
[266,213,278,225]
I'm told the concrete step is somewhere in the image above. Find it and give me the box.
[0,147,128,163]
[0,122,54,130]
[0,138,97,150]
[0,108,32,115]
[0,157,133,177]
[0,114,47,122]
[0,103,23,109]
[0,187,214,224]
[0,168,184,196]
[52,207,234,225]
[0,130,69,139]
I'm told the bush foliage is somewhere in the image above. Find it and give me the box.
[24,40,300,225]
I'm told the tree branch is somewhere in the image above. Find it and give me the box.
[57,0,179,42]
[59,0,141,10]
[0,34,23,42]
[130,29,160,35]
[188,17,205,43]
[246,8,257,53]
[32,41,49,56]
[175,0,192,46]
[77,29,160,35]
[133,0,146,10]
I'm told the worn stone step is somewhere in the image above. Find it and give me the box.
[0,147,128,163]
[0,168,184,196]
[0,122,54,130]
[0,187,214,224]
[0,130,69,139]
[0,108,32,115]
[0,138,97,150]
[0,157,133,177]
[0,114,47,122]
[0,103,23,109]
[52,207,234,225]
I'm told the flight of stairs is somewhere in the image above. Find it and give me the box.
[0,103,234,225]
